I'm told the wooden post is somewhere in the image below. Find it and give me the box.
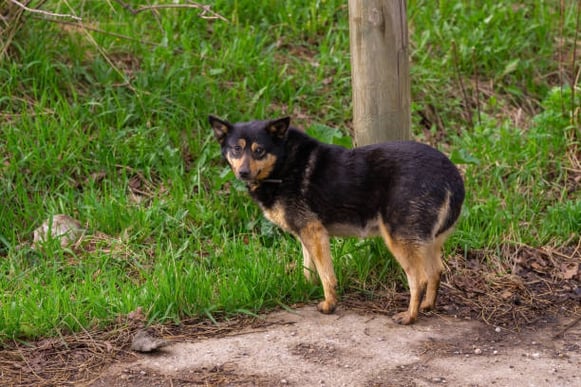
[348,0,411,146]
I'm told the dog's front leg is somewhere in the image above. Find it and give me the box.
[300,241,317,283]
[299,221,337,314]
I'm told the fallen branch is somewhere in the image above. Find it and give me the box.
[7,0,81,21]
[553,315,581,339]
[113,0,227,21]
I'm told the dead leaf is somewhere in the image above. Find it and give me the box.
[127,307,145,322]
[560,262,579,280]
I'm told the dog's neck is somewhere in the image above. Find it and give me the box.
[247,178,282,192]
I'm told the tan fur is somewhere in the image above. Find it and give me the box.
[374,192,454,324]
[432,190,451,238]
[251,153,277,180]
[266,194,455,324]
[225,138,278,183]
[378,222,425,325]
[262,203,291,232]
[299,221,337,314]
[300,240,317,282]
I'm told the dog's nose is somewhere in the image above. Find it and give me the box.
[238,170,251,180]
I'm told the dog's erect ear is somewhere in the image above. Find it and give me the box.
[208,115,231,144]
[266,117,290,139]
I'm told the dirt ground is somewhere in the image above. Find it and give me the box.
[90,307,580,387]
[1,247,579,386]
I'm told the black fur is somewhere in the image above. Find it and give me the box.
[239,125,464,241]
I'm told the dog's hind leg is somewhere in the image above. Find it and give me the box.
[421,191,455,311]
[299,221,337,314]
[378,222,427,325]
[419,234,447,311]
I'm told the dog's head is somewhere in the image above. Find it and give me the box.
[209,115,289,184]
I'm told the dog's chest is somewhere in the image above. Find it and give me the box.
[259,202,293,234]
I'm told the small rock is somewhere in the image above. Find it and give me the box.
[495,327,502,333]
[131,329,170,353]
[531,352,540,359]
[33,214,84,248]
[474,348,482,355]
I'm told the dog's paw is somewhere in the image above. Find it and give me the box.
[316,300,336,314]
[420,301,435,311]
[392,311,416,325]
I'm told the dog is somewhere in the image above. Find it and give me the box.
[209,115,465,324]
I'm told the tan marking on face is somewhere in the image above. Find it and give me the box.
[225,139,276,182]
[250,153,277,180]
[225,138,252,180]
[250,143,261,153]
[225,152,247,179]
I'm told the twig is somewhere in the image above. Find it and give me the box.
[472,47,482,126]
[7,0,81,21]
[55,19,159,47]
[113,0,227,21]
[570,0,580,132]
[553,315,581,338]
[559,0,566,117]
[451,40,474,128]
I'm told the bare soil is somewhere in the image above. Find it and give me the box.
[91,307,580,387]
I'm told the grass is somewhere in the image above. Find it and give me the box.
[0,0,579,342]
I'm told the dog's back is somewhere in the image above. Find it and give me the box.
[263,129,464,241]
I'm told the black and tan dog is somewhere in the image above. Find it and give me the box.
[209,115,465,325]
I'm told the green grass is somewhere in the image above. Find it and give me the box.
[0,0,579,341]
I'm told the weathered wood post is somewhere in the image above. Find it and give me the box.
[348,0,411,146]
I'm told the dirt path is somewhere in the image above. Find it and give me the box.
[91,306,580,387]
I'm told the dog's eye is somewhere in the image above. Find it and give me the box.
[231,145,243,156]
[253,146,265,157]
